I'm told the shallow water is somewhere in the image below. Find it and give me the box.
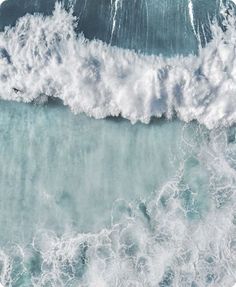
[0,100,235,286]
[0,100,196,241]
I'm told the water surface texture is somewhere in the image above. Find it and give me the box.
[0,0,236,286]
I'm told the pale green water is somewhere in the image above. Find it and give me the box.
[0,99,216,286]
[0,100,235,286]
[0,100,201,242]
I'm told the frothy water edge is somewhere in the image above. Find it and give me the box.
[0,3,236,129]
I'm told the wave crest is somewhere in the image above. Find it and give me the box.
[0,4,236,128]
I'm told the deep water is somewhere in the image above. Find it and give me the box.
[0,0,222,55]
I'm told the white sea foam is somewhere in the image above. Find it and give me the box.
[188,0,198,40]
[0,124,236,286]
[0,4,236,129]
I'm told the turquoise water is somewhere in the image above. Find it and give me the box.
[0,100,199,241]
[0,0,236,286]
[0,99,235,286]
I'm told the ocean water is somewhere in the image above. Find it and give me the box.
[0,0,236,286]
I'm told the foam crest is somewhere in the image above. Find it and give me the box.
[0,4,236,128]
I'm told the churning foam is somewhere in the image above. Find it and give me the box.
[0,4,236,129]
[0,121,236,286]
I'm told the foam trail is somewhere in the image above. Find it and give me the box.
[110,0,122,43]
[0,0,5,6]
[1,4,236,129]
[188,0,197,39]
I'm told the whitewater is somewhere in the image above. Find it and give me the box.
[0,1,236,287]
[1,3,236,128]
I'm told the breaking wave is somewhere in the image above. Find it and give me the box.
[0,4,236,128]
[1,3,236,287]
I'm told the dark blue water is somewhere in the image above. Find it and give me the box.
[0,0,224,55]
